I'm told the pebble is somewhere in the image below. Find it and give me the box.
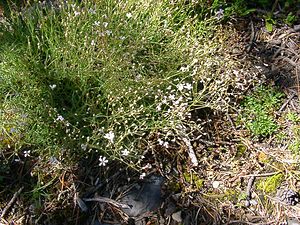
[212,181,220,189]
[172,211,182,223]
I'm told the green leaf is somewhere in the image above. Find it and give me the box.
[265,21,273,32]
[241,8,256,16]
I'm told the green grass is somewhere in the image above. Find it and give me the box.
[1,1,247,214]
[0,0,245,170]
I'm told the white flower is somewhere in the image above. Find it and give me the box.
[99,156,108,166]
[49,84,57,90]
[104,131,115,143]
[24,150,31,157]
[142,163,152,170]
[126,12,132,18]
[156,104,162,111]
[161,97,168,104]
[215,8,224,20]
[163,141,169,148]
[74,11,80,16]
[121,149,130,156]
[184,83,193,90]
[88,8,96,14]
[94,21,100,26]
[168,94,175,100]
[91,40,95,46]
[81,144,87,151]
[158,138,164,145]
[177,83,184,91]
[106,30,112,35]
[103,22,108,28]
[139,172,146,179]
[179,66,189,72]
[56,115,64,121]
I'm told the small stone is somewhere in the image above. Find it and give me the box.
[172,211,182,223]
[212,181,220,189]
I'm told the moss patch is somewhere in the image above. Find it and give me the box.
[257,173,283,194]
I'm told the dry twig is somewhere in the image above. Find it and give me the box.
[0,186,24,218]
[83,197,130,209]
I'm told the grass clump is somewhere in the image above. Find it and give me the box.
[0,0,244,167]
[239,86,284,137]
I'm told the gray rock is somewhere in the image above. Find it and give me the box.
[119,175,164,217]
[172,211,182,223]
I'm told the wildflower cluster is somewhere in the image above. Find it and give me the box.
[0,0,263,172]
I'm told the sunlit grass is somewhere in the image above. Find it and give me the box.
[0,0,241,166]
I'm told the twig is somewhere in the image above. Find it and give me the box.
[228,219,275,225]
[246,20,256,52]
[226,112,236,131]
[278,91,296,112]
[245,176,255,207]
[83,197,130,209]
[296,65,299,98]
[240,172,280,178]
[282,57,298,67]
[1,186,24,218]
[181,135,198,167]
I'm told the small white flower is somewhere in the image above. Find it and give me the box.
[91,40,95,46]
[179,66,189,72]
[120,36,125,40]
[104,131,115,143]
[121,149,130,156]
[94,21,100,26]
[215,8,224,20]
[163,141,169,148]
[24,150,31,157]
[103,22,108,28]
[74,11,80,16]
[158,138,164,145]
[168,94,175,100]
[142,163,152,170]
[56,115,64,121]
[106,30,112,35]
[156,104,162,111]
[88,8,96,14]
[184,83,193,90]
[126,12,132,18]
[49,84,57,90]
[81,144,87,151]
[161,97,168,104]
[139,172,146,179]
[177,83,184,91]
[99,156,108,166]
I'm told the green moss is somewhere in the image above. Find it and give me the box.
[195,179,204,189]
[222,189,238,201]
[170,181,182,192]
[183,171,204,189]
[257,173,283,194]
[286,112,300,123]
[235,143,247,158]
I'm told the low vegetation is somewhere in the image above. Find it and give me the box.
[0,0,299,224]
